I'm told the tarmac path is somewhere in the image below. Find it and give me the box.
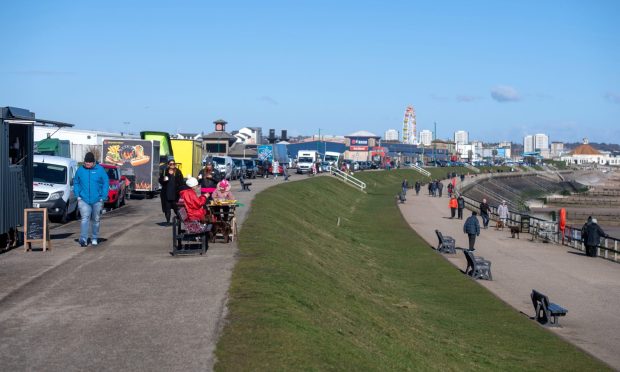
[0,174,303,371]
[399,191,620,369]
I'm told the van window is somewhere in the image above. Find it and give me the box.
[298,156,314,163]
[212,157,225,165]
[34,163,67,184]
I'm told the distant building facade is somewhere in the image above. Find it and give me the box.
[551,141,564,158]
[384,129,399,141]
[419,130,433,146]
[454,130,469,146]
[234,127,262,145]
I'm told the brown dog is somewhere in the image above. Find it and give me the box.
[495,220,505,230]
[509,225,520,239]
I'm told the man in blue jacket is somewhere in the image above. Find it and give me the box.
[73,152,109,246]
[463,211,481,251]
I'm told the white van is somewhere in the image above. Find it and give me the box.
[33,155,79,223]
[211,155,234,180]
[297,150,321,174]
[324,151,341,168]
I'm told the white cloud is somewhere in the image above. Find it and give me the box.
[491,85,521,102]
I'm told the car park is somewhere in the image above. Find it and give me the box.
[101,164,127,209]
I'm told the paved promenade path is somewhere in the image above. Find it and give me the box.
[399,191,620,369]
[0,174,304,371]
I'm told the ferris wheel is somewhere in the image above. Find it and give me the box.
[402,105,416,144]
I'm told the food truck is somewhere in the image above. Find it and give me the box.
[102,139,161,197]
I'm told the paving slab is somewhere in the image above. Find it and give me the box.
[399,191,620,369]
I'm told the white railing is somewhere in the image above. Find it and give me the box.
[464,163,480,173]
[327,166,367,192]
[410,164,431,177]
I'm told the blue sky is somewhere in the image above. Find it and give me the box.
[2,0,619,143]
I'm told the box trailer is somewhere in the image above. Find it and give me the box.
[102,139,161,197]
[171,139,203,178]
[35,138,71,158]
[1,107,73,250]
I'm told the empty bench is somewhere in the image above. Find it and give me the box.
[435,230,456,254]
[531,290,568,326]
[171,207,212,256]
[463,249,492,280]
[240,177,252,191]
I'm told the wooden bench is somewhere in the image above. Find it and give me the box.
[435,230,456,254]
[463,249,492,280]
[171,207,212,256]
[240,177,252,192]
[531,289,568,326]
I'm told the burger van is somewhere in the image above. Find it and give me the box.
[102,139,161,197]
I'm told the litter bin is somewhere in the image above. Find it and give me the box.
[521,216,531,233]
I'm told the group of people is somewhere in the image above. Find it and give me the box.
[159,158,235,225]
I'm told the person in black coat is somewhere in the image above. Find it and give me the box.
[159,159,184,224]
[197,162,221,189]
[479,198,490,229]
[414,181,421,196]
[583,218,608,257]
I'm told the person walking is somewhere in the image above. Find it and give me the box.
[479,198,490,229]
[401,179,408,195]
[583,217,608,257]
[437,180,444,197]
[272,159,280,180]
[447,183,453,198]
[427,182,432,196]
[497,200,509,227]
[282,163,289,181]
[414,181,421,196]
[449,195,458,219]
[463,211,481,251]
[159,158,184,225]
[457,194,465,219]
[74,152,109,247]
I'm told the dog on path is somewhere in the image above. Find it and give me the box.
[495,220,505,230]
[509,225,520,239]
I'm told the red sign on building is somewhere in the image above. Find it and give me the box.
[349,146,369,151]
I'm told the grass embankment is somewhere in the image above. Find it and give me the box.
[215,169,607,371]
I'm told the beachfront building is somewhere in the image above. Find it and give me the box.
[561,139,620,166]
[454,130,468,146]
[384,129,399,141]
[419,130,433,146]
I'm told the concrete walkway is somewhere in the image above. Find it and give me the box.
[0,174,305,371]
[399,191,620,369]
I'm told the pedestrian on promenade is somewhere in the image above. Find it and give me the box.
[582,217,608,257]
[449,195,458,218]
[74,152,109,247]
[198,162,220,191]
[414,181,421,196]
[447,183,453,198]
[282,163,289,181]
[479,198,490,229]
[311,162,317,176]
[159,158,184,225]
[438,180,444,197]
[463,211,481,251]
[457,194,465,219]
[460,174,465,182]
[179,177,208,223]
[272,159,280,180]
[402,179,408,195]
[427,182,432,196]
[497,200,509,227]
[263,159,271,179]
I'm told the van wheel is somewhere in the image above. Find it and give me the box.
[60,205,68,224]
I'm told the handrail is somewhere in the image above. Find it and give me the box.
[410,164,431,177]
[327,166,366,192]
[464,163,480,173]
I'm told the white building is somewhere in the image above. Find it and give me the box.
[384,129,399,141]
[419,130,433,146]
[454,130,468,146]
[561,139,620,166]
[499,141,512,148]
[551,142,564,158]
[534,134,549,152]
[457,143,479,161]
[523,135,534,153]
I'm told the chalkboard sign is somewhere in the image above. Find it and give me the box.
[24,208,51,251]
[521,216,531,234]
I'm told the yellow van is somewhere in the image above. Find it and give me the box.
[170,139,203,178]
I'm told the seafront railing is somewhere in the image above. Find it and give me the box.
[459,193,620,263]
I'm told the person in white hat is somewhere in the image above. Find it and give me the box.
[179,177,208,222]
[497,200,509,228]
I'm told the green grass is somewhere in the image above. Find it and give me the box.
[214,169,608,371]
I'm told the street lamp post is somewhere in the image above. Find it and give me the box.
[433,121,437,164]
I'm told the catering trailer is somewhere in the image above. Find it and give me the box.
[102,139,161,197]
[171,139,203,178]
[1,107,73,250]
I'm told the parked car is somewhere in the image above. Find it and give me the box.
[101,164,127,209]
[268,164,284,174]
[231,158,246,180]
[210,156,234,180]
[33,155,79,223]
[242,158,258,179]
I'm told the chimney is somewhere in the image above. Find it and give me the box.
[268,129,276,144]
[281,130,288,142]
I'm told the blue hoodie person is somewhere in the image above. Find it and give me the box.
[73,152,109,246]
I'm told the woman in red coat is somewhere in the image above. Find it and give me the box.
[179,177,208,222]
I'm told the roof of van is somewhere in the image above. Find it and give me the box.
[33,155,77,165]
